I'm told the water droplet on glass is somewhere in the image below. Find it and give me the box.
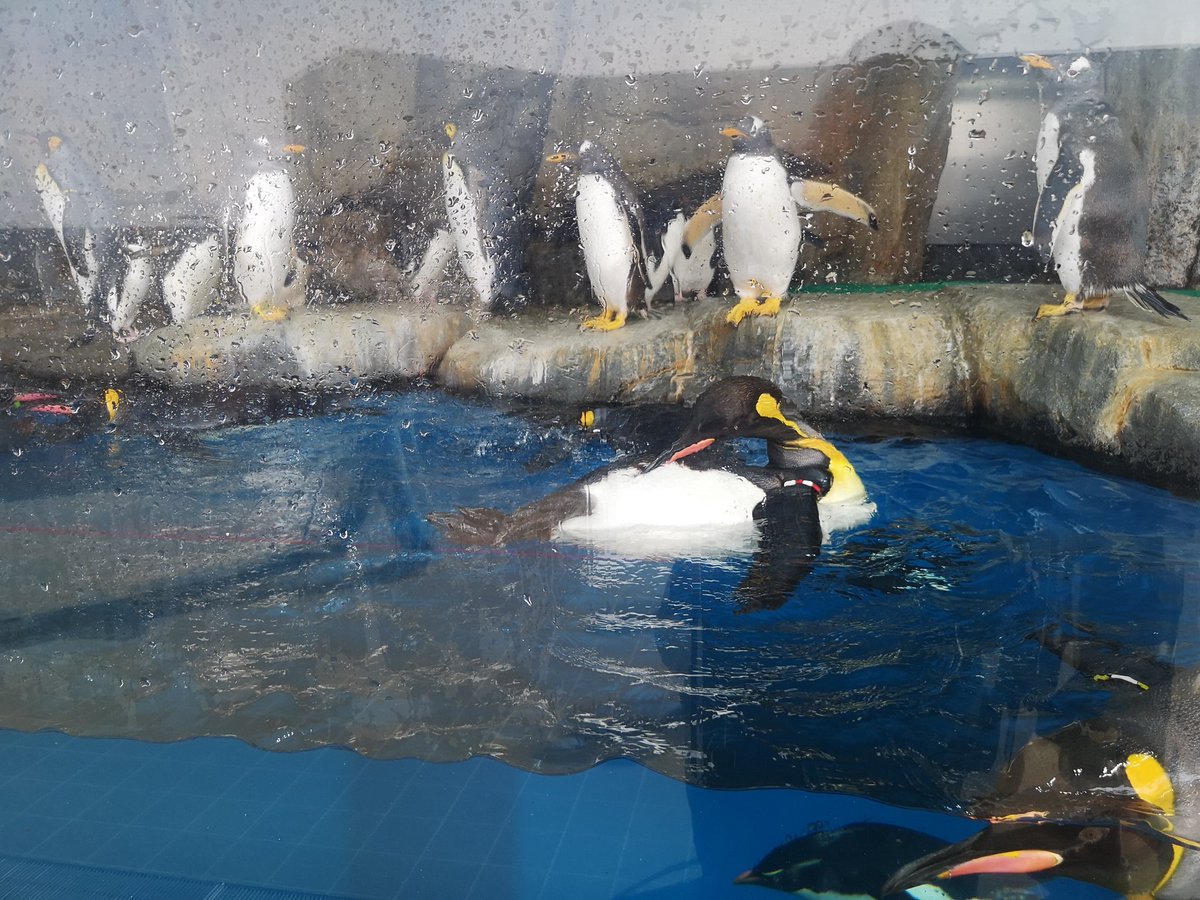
[462,87,474,99]
[624,73,637,86]
[471,108,483,123]
[693,62,705,78]
[127,24,143,37]
[124,122,137,134]
[1,158,11,169]
[741,94,752,105]
[1021,230,1035,248]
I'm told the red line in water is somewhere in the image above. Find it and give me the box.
[0,522,586,560]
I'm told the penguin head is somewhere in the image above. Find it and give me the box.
[721,116,772,153]
[882,820,1179,898]
[646,376,817,470]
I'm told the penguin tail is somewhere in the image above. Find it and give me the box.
[1124,284,1189,320]
[427,506,511,546]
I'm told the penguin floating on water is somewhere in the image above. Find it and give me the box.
[1020,54,1187,321]
[545,140,651,332]
[682,116,879,326]
[234,138,308,322]
[430,376,873,610]
[441,122,528,312]
[884,624,1200,898]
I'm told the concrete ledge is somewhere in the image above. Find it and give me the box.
[130,303,469,389]
[1,285,1197,494]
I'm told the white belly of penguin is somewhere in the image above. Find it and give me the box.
[557,465,765,538]
[1051,149,1096,296]
[235,170,297,304]
[443,154,496,306]
[722,154,800,298]
[577,174,635,313]
[164,234,222,324]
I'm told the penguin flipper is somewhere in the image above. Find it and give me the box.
[735,481,823,613]
[682,193,722,254]
[427,506,512,546]
[1123,284,1189,320]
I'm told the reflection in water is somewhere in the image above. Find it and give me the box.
[0,388,1196,827]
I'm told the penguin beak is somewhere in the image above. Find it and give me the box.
[721,127,746,139]
[1020,53,1056,71]
[794,181,879,230]
[882,835,1066,895]
[645,435,716,472]
[544,152,576,164]
[281,144,306,155]
[731,870,762,885]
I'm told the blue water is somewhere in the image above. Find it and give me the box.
[0,386,1197,898]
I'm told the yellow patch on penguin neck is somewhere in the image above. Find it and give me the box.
[444,123,457,140]
[1126,752,1184,895]
[47,135,63,152]
[755,392,867,505]
[104,388,123,423]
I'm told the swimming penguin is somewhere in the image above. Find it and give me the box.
[234,139,308,322]
[545,141,651,332]
[430,377,870,610]
[440,122,527,311]
[1019,55,1187,320]
[736,823,994,899]
[646,210,717,304]
[884,627,1200,898]
[682,116,879,326]
[162,227,225,325]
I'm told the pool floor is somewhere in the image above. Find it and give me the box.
[0,727,1124,899]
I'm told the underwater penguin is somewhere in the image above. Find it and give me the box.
[1020,55,1186,320]
[234,139,308,322]
[545,141,651,332]
[682,116,878,326]
[736,823,997,899]
[646,211,717,304]
[430,377,870,610]
[884,627,1200,898]
[440,122,527,311]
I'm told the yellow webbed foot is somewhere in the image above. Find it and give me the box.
[251,301,291,323]
[1034,293,1081,320]
[726,296,782,326]
[580,309,627,332]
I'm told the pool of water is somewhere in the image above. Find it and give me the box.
[1,386,1197,898]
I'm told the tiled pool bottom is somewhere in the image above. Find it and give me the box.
[0,728,977,900]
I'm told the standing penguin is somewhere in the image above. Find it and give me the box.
[234,139,308,322]
[545,141,651,332]
[440,122,527,312]
[34,135,159,340]
[646,211,717,304]
[162,226,225,325]
[1020,55,1187,320]
[682,116,879,326]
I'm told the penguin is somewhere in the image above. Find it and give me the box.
[682,116,879,326]
[736,823,994,899]
[545,141,651,332]
[430,377,871,610]
[883,627,1200,899]
[440,122,527,311]
[407,227,457,303]
[646,210,717,304]
[1019,55,1187,320]
[162,227,225,325]
[33,134,121,334]
[234,139,308,322]
[106,232,157,339]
